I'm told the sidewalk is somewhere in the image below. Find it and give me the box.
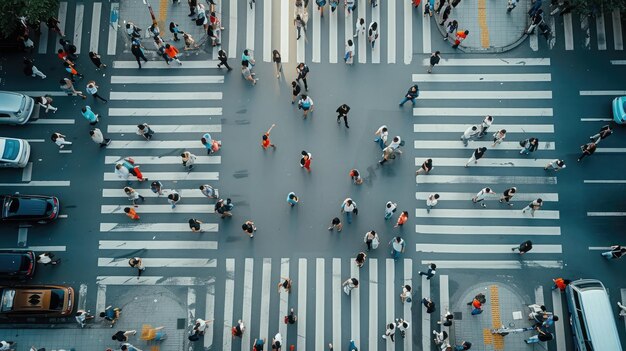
[433,0,531,52]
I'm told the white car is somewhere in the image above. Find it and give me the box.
[0,137,30,168]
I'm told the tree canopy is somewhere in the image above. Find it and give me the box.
[0,0,60,38]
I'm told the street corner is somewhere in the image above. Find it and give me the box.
[448,279,534,351]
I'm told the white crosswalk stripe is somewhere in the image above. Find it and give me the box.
[100,222,219,232]
[415,157,555,168]
[103,172,219,181]
[414,141,554,150]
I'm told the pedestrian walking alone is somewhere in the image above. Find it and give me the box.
[168,191,181,209]
[242,220,257,238]
[589,124,613,144]
[89,51,107,69]
[416,158,434,175]
[478,115,493,138]
[363,230,379,250]
[601,245,626,260]
[300,150,312,171]
[272,50,283,78]
[100,305,122,327]
[344,39,354,65]
[336,104,351,128]
[394,211,409,228]
[328,217,343,232]
[389,236,405,260]
[124,186,145,206]
[81,106,99,125]
[241,61,258,85]
[291,81,302,104]
[399,84,419,106]
[499,187,516,206]
[544,159,566,171]
[51,132,72,148]
[181,151,197,170]
[353,17,366,37]
[59,78,86,98]
[86,81,108,103]
[342,277,359,295]
[37,252,61,265]
[512,240,533,254]
[443,19,458,40]
[151,181,164,196]
[131,44,149,68]
[355,252,367,267]
[368,21,379,48]
[472,187,495,208]
[36,95,57,113]
[492,129,506,146]
[294,15,306,40]
[262,124,276,149]
[286,192,299,206]
[400,284,412,303]
[200,184,218,199]
[465,147,487,167]
[137,123,155,140]
[427,51,441,73]
[349,169,363,184]
[374,125,389,149]
[64,62,84,80]
[278,277,293,293]
[382,322,395,341]
[23,58,46,79]
[439,4,451,25]
[461,125,480,146]
[578,142,597,162]
[422,297,436,313]
[520,137,539,155]
[384,201,397,220]
[418,263,437,279]
[298,94,314,118]
[452,30,469,48]
[217,49,232,70]
[128,257,145,276]
[124,207,140,220]
[522,198,542,217]
[426,193,439,213]
[189,218,204,233]
[341,198,357,223]
[165,44,183,65]
[90,128,111,147]
[296,63,310,90]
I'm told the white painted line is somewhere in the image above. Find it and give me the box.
[25,139,45,143]
[108,107,222,116]
[104,155,220,164]
[404,259,413,351]
[413,107,553,117]
[312,0,321,63]
[222,259,235,351]
[414,124,554,133]
[103,172,219,181]
[96,284,106,321]
[579,90,626,96]
[415,157,555,168]
[107,2,119,55]
[56,2,68,51]
[416,208,559,219]
[297,258,307,350]
[552,288,567,350]
[107,124,221,133]
[17,228,27,247]
[415,225,561,235]
[350,258,360,349]
[110,76,224,84]
[425,58,551,66]
[332,258,341,350]
[414,141,554,150]
[113,60,219,68]
[416,175,557,184]
[416,244,562,253]
[98,258,217,268]
[529,30,538,52]
[109,92,222,100]
[0,246,66,252]
[403,0,411,64]
[107,140,205,149]
[588,247,610,250]
[357,0,366,64]
[58,214,69,219]
[584,180,626,184]
[29,119,75,125]
[101,188,219,199]
[421,270,430,351]
[297,4,307,64]
[98,240,217,250]
[38,25,49,54]
[587,212,626,217]
[0,181,71,187]
[412,73,552,82]
[622,289,626,333]
[422,0,431,54]
[423,260,564,269]
[263,0,271,62]
[260,258,271,348]
[187,287,196,336]
[315,259,325,351]
[18,91,67,96]
[415,192,558,202]
[96,276,214,286]
[281,0,289,63]
[387,0,396,64]
[371,0,380,63]
[204,274,215,348]
[582,14,590,49]
[535,285,544,305]
[73,3,84,54]
[100,222,218,232]
[246,0,255,52]
[344,10,353,66]
[278,259,289,347]
[417,90,553,99]
[564,12,574,50]
[21,163,33,182]
[386,259,394,351]
[211,0,222,60]
[89,2,102,53]
[597,148,626,153]
[439,276,449,336]
[580,118,612,122]
[228,0,237,58]
[597,12,607,50]
[77,283,88,311]
[101,205,216,214]
[549,15,556,49]
[329,1,337,63]
[242,258,253,351]
[369,259,378,351]
[613,10,623,50]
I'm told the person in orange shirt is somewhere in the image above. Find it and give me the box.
[124,207,140,220]
[164,44,182,65]
[452,29,469,49]
[552,277,570,291]
[394,211,409,228]
[261,124,276,149]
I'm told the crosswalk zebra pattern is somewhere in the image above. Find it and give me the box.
[413,57,563,269]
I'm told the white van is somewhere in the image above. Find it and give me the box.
[0,91,40,125]
[0,137,30,168]
[565,279,623,351]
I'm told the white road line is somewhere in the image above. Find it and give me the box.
[0,246,66,251]
[412,73,552,82]
[109,92,222,100]
[416,208,559,219]
[423,260,564,269]
[413,107,553,116]
[222,259,235,351]
[387,0,396,64]
[96,285,106,322]
[385,259,394,351]
[414,141,554,150]
[549,15,556,49]
[281,0,290,63]
[414,124,554,133]
[564,12,574,50]
[98,258,217,267]
[108,107,222,116]
[597,12,607,50]
[332,258,341,350]
[621,289,626,334]
[110,76,224,84]
[242,258,253,351]
[350,258,360,348]
[228,0,237,58]
[415,225,561,235]
[417,175,556,185]
[403,0,411,64]
[278,259,289,345]
[535,285,544,306]
[404,259,412,351]
[98,240,217,250]
[580,118,612,122]
[246,0,255,52]
[107,2,119,55]
[18,91,67,96]
[329,2,337,63]
[529,31,538,52]
[103,172,219,181]
[107,140,206,148]
[112,61,219,68]
[416,157,555,168]
[297,258,307,350]
[263,0,272,62]
[582,14,590,49]
[369,259,378,351]
[187,287,196,341]
[552,288,567,350]
[73,3,84,54]
[101,189,218,199]
[415,192,559,202]
[89,2,102,53]
[425,58,551,66]
[416,244,562,253]
[312,0,321,63]
[260,258,271,350]
[584,180,626,184]
[0,181,71,187]
[25,139,45,143]
[597,148,626,153]
[298,4,308,63]
[587,212,626,217]
[100,205,216,214]
[38,24,49,54]
[588,247,610,250]
[96,276,214,286]
[421,272,430,351]
[579,90,626,95]
[357,0,366,64]
[372,0,380,63]
[211,0,222,59]
[416,90,553,99]
[204,277,215,349]
[107,124,221,133]
[104,155,220,164]
[613,10,623,50]
[315,259,325,351]
[56,2,68,51]
[100,222,218,232]
[22,163,33,182]
[344,10,353,65]
[30,118,75,125]
[422,0,431,54]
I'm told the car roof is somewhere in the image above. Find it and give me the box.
[1,285,68,312]
[11,196,48,215]
[0,92,25,111]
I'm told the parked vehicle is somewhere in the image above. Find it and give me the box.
[0,91,40,125]
[0,194,60,223]
[0,137,30,168]
[0,250,36,279]
[613,96,626,124]
[0,285,74,317]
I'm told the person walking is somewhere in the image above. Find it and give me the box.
[353,17,366,37]
[465,147,487,167]
[128,257,145,276]
[426,193,439,213]
[452,30,469,48]
[277,277,292,293]
[416,158,434,175]
[112,330,137,342]
[296,63,310,90]
[349,169,363,185]
[215,198,233,218]
[242,49,256,67]
[601,245,626,260]
[64,61,84,80]
[100,305,122,327]
[443,19,458,40]
[23,58,46,79]
[389,236,405,260]
[499,187,516,206]
[336,104,351,128]
[89,51,107,69]
[492,129,507,147]
[51,132,72,149]
[418,263,437,279]
[522,198,542,217]
[124,207,140,220]
[75,310,94,328]
[137,123,155,140]
[120,343,144,351]
[512,240,533,254]
[507,0,519,12]
[286,192,299,206]
[344,39,354,64]
[382,322,395,341]
[242,61,258,85]
[544,159,566,171]
[328,217,343,232]
[355,252,367,268]
[468,293,485,315]
[199,184,218,199]
[341,198,357,223]
[59,78,86,98]
[342,277,359,295]
[589,124,613,144]
[217,49,232,70]
[460,125,480,146]
[374,125,389,149]
[262,124,276,149]
[433,330,448,345]
[363,230,379,250]
[189,218,204,233]
[181,151,197,171]
[422,297,436,313]
[81,106,99,125]
[36,96,57,113]
[124,186,145,206]
[552,277,570,291]
[439,4,451,25]
[578,142,597,162]
[438,311,454,326]
[478,115,493,138]
[168,191,181,209]
[90,128,111,147]
[400,285,412,303]
[298,94,314,118]
[472,187,496,208]
[427,51,441,73]
[399,84,419,106]
[165,44,183,65]
[86,81,108,103]
[37,252,61,265]
[294,15,306,40]
[520,137,539,155]
[151,181,164,196]
[291,81,302,104]
[394,211,408,228]
[131,44,149,68]
[300,150,312,171]
[242,220,257,238]
[47,16,64,35]
[384,201,397,220]
[368,21,379,48]
[272,50,283,78]
[524,326,554,344]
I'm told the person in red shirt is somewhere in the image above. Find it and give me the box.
[261,124,276,149]
[394,211,409,228]
[164,44,182,65]
[300,151,311,171]
[452,29,469,49]
[552,278,570,291]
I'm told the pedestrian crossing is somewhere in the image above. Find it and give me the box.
[413,57,563,269]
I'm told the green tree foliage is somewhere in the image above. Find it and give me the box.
[0,0,59,38]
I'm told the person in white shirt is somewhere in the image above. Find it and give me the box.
[272,333,283,349]
[400,285,412,303]
[368,21,379,48]
[492,129,506,147]
[200,184,219,199]
[353,17,366,37]
[181,151,197,171]
[544,159,566,172]
[478,115,493,138]
[51,132,72,149]
[374,125,389,149]
[382,322,396,341]
[396,318,410,338]
[426,194,439,213]
[389,136,402,150]
[344,39,354,64]
[0,341,15,351]
[461,125,480,146]
[115,163,130,181]
[341,198,357,224]
[472,187,495,208]
[89,128,111,147]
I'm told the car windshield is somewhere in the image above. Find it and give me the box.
[1,139,20,160]
[7,198,19,214]
[49,289,65,310]
[0,289,15,312]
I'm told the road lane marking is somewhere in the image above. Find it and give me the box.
[417,175,556,184]
[22,163,33,182]
[414,124,554,133]
[110,76,224,84]
[222,259,235,351]
[386,259,394,351]
[316,259,325,351]
[415,192,558,201]
[439,275,450,338]
[98,258,217,267]
[278,259,289,347]
[412,73,551,82]
[422,0,431,54]
[369,259,378,351]
[584,179,626,183]
[109,92,222,100]
[103,172,219,181]
[597,148,626,153]
[597,12,607,50]
[416,208,560,219]
[329,0,337,63]
[242,258,253,351]
[351,257,360,348]
[413,107,553,116]
[312,0,321,62]
[228,0,237,58]
[387,0,396,63]
[281,0,290,63]
[588,247,610,250]
[77,283,88,312]
[587,212,626,216]
[415,225,561,235]
[404,259,412,351]
[371,0,380,63]
[564,12,574,50]
[580,118,612,122]
[579,90,626,95]
[0,181,70,187]
[38,24,49,54]
[423,260,563,269]
[107,124,221,133]
[30,119,75,124]
[16,228,26,247]
[263,0,272,62]
[98,240,217,250]
[415,90,553,99]
[107,2,119,55]
[97,276,214,286]
[100,222,218,232]
[297,258,307,350]
[204,276,215,348]
[102,188,218,198]
[113,60,219,68]
[104,155,220,164]
[259,258,271,349]
[105,140,209,149]
[246,0,255,52]
[0,246,66,251]
[416,244,562,253]
[357,0,366,64]
[552,288,567,350]
[73,3,84,54]
[415,157,555,168]
[89,2,102,53]
[101,205,216,214]
[56,2,68,51]
[414,141,554,150]
[422,58,551,66]
[403,0,411,64]
[332,258,341,350]
[109,108,222,116]
[421,269,430,351]
[298,1,307,64]
[613,10,623,50]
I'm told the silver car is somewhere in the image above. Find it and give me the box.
[0,137,30,168]
[0,91,39,125]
